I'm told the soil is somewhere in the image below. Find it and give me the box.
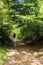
[3,43,43,65]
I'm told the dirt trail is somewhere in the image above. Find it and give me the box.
[3,45,43,65]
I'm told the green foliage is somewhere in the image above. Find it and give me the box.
[10,0,43,43]
[0,47,8,63]
[0,0,13,45]
[0,0,43,45]
[0,23,12,45]
[16,17,43,41]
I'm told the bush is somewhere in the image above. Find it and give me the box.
[0,23,12,45]
[18,19,43,43]
[13,15,43,44]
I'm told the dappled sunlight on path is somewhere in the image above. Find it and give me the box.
[4,45,43,65]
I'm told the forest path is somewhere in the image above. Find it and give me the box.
[3,45,43,65]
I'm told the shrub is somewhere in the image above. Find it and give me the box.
[19,19,43,43]
[0,23,12,45]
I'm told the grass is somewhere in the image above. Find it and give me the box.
[0,46,9,65]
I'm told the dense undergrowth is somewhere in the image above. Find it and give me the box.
[0,0,43,45]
